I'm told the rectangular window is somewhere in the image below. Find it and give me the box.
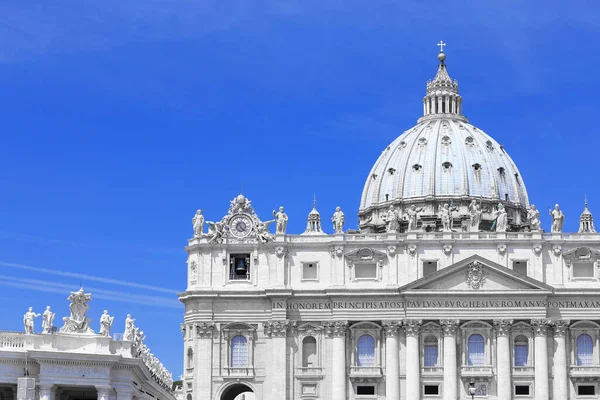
[423,261,437,277]
[513,260,527,276]
[573,262,594,278]
[356,386,375,395]
[423,385,439,395]
[355,263,377,279]
[424,344,438,367]
[302,262,318,281]
[514,385,530,395]
[578,385,595,396]
[229,254,250,280]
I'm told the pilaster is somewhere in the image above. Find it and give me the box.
[325,321,348,400]
[383,321,401,400]
[404,319,422,400]
[441,320,460,400]
[532,319,551,400]
[195,322,215,400]
[553,320,570,400]
[493,320,512,400]
[265,320,292,400]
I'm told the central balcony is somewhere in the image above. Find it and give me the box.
[295,367,325,379]
[513,366,534,377]
[422,366,444,376]
[460,365,494,379]
[349,366,383,382]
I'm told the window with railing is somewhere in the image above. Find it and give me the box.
[577,334,594,366]
[357,334,375,367]
[230,335,248,368]
[514,335,528,367]
[468,334,485,366]
[424,335,438,367]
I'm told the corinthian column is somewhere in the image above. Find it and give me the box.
[494,320,513,400]
[383,321,401,400]
[553,320,570,400]
[196,322,215,400]
[404,320,422,400]
[264,320,291,400]
[441,320,459,400]
[326,321,348,400]
[38,385,56,400]
[532,319,551,400]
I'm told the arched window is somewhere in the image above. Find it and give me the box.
[230,335,248,368]
[302,336,317,367]
[187,347,194,368]
[467,334,485,366]
[357,334,375,367]
[424,336,438,367]
[577,334,594,366]
[513,336,528,366]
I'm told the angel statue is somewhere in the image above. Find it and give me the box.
[256,220,275,243]
[23,307,40,334]
[549,204,565,233]
[405,205,424,231]
[192,209,204,238]
[99,310,114,337]
[527,204,541,231]
[332,206,345,234]
[206,221,225,244]
[42,306,55,334]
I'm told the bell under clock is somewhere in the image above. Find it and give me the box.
[229,215,253,238]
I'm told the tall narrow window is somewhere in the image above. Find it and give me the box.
[302,336,317,367]
[467,334,485,366]
[424,336,438,367]
[513,336,528,366]
[230,335,248,368]
[187,347,194,368]
[577,334,594,366]
[357,334,375,367]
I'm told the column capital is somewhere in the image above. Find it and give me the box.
[195,321,215,338]
[493,319,513,336]
[552,320,570,337]
[37,384,55,393]
[440,319,460,336]
[531,318,552,336]
[95,386,113,400]
[264,320,293,338]
[324,321,348,337]
[382,321,401,337]
[403,319,422,337]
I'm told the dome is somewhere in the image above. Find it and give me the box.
[358,47,530,232]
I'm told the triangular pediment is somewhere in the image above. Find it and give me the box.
[400,255,553,293]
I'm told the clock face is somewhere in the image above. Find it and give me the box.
[229,215,253,238]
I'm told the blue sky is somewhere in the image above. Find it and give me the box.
[0,1,598,377]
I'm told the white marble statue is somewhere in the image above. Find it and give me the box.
[439,203,456,232]
[60,287,94,334]
[124,314,135,341]
[406,205,424,231]
[23,307,40,334]
[273,206,288,234]
[42,306,55,334]
[549,204,565,233]
[256,220,275,243]
[527,204,541,231]
[206,221,225,244]
[493,203,508,232]
[332,206,345,234]
[99,310,114,337]
[468,199,483,232]
[384,205,400,233]
[192,209,204,238]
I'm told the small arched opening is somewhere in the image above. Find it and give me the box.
[221,383,255,400]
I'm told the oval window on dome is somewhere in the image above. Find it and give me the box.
[472,163,482,171]
[442,161,452,170]
[418,138,428,147]
[486,140,494,151]
[441,136,451,146]
[388,168,396,175]
[465,136,474,146]
[413,164,423,171]
[399,141,407,149]
[497,167,505,176]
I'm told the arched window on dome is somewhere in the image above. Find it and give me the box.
[357,334,375,367]
[187,347,194,369]
[413,164,422,172]
[577,334,594,366]
[442,161,452,171]
[302,336,317,367]
[424,336,438,367]
[513,336,528,367]
[230,335,248,368]
[467,334,485,366]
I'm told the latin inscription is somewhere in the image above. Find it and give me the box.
[274,300,600,310]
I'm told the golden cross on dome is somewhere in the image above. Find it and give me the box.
[437,40,446,52]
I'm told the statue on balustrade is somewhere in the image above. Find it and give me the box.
[439,203,457,232]
[492,203,508,232]
[332,206,345,234]
[23,307,40,334]
[527,205,541,231]
[124,314,136,341]
[42,306,55,334]
[549,204,565,233]
[99,310,114,337]
[406,205,424,231]
[384,205,400,233]
[192,209,204,238]
[468,199,483,232]
[60,287,94,334]
[273,206,288,234]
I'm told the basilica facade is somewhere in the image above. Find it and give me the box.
[181,47,600,400]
